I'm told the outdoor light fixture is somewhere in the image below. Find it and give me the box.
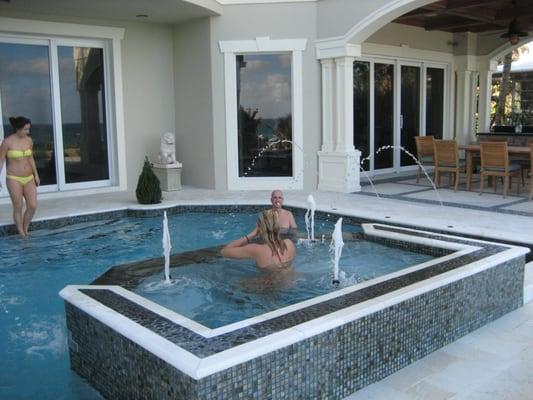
[500,18,528,45]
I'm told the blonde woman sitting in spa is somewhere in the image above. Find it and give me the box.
[221,209,295,269]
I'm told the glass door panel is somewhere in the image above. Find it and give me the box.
[374,63,394,170]
[58,46,109,184]
[0,42,56,190]
[353,61,370,170]
[426,67,444,139]
[400,65,420,166]
[236,53,292,177]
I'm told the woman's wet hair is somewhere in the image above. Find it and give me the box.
[257,209,287,256]
[9,116,31,131]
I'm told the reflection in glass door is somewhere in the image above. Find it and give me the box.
[375,63,395,170]
[236,53,292,178]
[0,38,111,196]
[354,59,446,175]
[0,42,57,194]
[426,67,444,139]
[400,65,420,167]
[353,61,370,170]
[58,46,109,184]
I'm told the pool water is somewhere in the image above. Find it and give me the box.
[0,211,258,399]
[0,211,431,399]
[135,239,433,328]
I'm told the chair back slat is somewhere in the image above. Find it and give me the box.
[530,143,533,170]
[480,141,508,169]
[433,139,458,167]
[415,136,434,158]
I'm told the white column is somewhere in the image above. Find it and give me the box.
[455,64,475,145]
[335,56,355,152]
[478,59,498,133]
[316,45,361,193]
[320,58,335,152]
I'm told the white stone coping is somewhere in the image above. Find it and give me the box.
[524,261,533,305]
[59,225,529,380]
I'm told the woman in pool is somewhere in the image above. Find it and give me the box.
[221,209,295,269]
[0,116,40,237]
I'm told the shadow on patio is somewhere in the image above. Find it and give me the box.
[357,171,533,217]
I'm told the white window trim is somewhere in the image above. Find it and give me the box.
[0,17,127,194]
[220,37,307,190]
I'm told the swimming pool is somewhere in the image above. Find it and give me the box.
[59,207,527,400]
[132,238,433,328]
[0,211,270,399]
[1,206,527,399]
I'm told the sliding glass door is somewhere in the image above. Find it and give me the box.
[400,63,421,167]
[354,58,446,174]
[0,41,57,191]
[0,38,111,197]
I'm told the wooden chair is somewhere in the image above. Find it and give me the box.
[414,135,434,183]
[529,143,533,201]
[433,139,465,191]
[479,141,521,198]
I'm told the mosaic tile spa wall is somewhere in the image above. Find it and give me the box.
[64,255,524,400]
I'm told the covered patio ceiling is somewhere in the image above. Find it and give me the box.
[394,0,533,35]
[0,0,221,24]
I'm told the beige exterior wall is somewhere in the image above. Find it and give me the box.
[316,0,436,42]
[173,18,215,189]
[121,23,176,189]
[366,23,454,54]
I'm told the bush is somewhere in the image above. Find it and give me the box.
[136,157,162,204]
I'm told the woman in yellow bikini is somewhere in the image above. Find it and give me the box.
[0,116,40,237]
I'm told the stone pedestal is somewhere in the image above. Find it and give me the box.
[317,150,361,193]
[152,163,182,191]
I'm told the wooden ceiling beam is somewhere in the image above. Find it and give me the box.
[444,0,501,9]
[425,19,492,31]
[426,7,508,29]
[495,7,533,20]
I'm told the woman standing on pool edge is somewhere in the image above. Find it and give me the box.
[0,116,40,237]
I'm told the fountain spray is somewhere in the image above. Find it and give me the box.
[304,194,316,241]
[162,211,172,283]
[330,217,344,286]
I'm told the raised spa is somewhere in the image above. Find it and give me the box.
[60,207,528,399]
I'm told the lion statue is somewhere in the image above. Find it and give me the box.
[158,132,178,165]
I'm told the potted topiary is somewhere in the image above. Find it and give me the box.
[136,157,162,204]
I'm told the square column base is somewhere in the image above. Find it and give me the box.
[317,150,361,193]
[152,166,182,191]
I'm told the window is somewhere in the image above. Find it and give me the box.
[237,53,292,178]
[220,37,306,190]
[0,17,124,197]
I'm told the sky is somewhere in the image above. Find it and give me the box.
[497,41,533,72]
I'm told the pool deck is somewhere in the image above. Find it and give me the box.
[1,183,532,399]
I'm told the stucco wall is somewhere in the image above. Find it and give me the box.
[0,11,176,192]
[316,0,436,42]
[365,23,454,54]
[209,2,320,190]
[121,23,176,189]
[173,18,215,189]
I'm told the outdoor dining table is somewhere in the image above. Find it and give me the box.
[459,144,530,191]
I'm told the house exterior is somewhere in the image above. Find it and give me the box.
[0,0,529,200]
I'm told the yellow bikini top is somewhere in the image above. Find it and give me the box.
[7,148,32,159]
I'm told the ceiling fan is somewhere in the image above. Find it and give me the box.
[499,0,529,45]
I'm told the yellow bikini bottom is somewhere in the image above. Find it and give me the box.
[7,174,34,186]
